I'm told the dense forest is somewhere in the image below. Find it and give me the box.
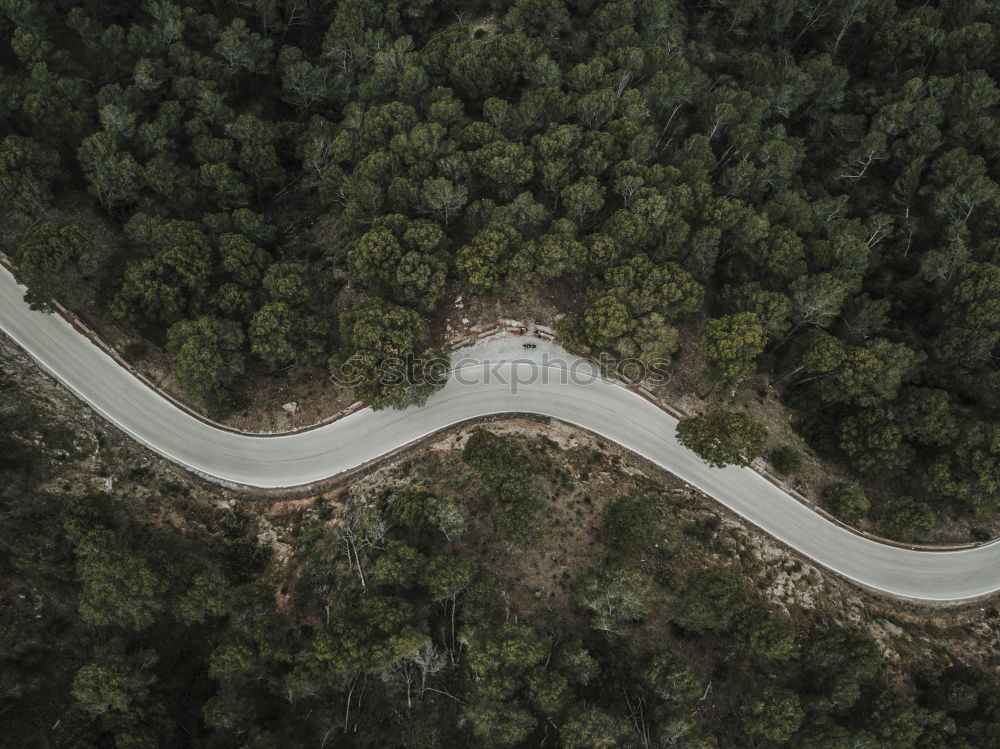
[2,1,1000,533]
[4,0,999,536]
[2,1,1000,743]
[3,353,1000,747]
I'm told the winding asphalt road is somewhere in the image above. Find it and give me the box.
[1,266,997,603]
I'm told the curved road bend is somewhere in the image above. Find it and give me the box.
[0,266,997,603]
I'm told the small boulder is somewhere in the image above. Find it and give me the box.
[282,401,298,415]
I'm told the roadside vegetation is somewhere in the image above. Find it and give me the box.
[3,355,999,747]
[3,0,998,539]
[1,2,1000,743]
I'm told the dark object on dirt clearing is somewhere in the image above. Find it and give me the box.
[523,343,537,349]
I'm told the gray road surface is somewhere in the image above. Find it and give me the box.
[1,266,996,602]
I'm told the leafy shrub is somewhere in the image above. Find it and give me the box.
[770,445,803,475]
[823,483,870,525]
[886,499,936,541]
[600,493,660,552]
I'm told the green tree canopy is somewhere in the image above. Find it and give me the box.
[573,563,653,636]
[14,220,110,311]
[670,570,745,635]
[336,298,444,409]
[348,214,448,312]
[823,482,870,524]
[700,312,767,385]
[676,409,769,468]
[456,221,523,295]
[166,315,245,403]
[742,685,805,744]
